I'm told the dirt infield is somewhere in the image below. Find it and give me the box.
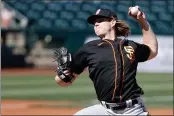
[1,100,81,115]
[1,100,173,115]
[2,68,55,76]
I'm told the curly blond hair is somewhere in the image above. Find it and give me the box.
[115,20,131,37]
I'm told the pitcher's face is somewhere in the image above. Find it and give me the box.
[94,18,112,37]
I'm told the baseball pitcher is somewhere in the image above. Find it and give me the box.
[53,6,158,115]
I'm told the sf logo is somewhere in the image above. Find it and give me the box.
[124,46,135,63]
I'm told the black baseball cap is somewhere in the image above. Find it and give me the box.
[87,8,118,25]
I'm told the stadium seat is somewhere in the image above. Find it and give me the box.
[59,11,74,20]
[5,0,17,5]
[58,1,70,7]
[43,11,57,20]
[151,1,166,6]
[151,1,167,13]
[90,1,101,9]
[125,20,137,28]
[71,19,87,29]
[124,19,141,34]
[14,2,29,12]
[155,21,171,34]
[145,13,157,21]
[151,5,166,13]
[76,11,90,20]
[135,1,150,12]
[116,13,125,20]
[99,3,115,11]
[116,4,129,13]
[23,0,36,3]
[82,3,98,13]
[64,2,80,12]
[54,19,69,29]
[47,2,62,12]
[38,18,52,28]
[168,1,173,13]
[158,13,173,21]
[27,10,41,20]
[168,6,173,13]
[118,1,133,6]
[92,1,101,6]
[31,2,45,12]
[139,6,150,13]
[135,1,149,6]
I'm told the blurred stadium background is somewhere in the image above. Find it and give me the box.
[1,0,173,115]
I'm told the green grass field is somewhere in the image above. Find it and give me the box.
[2,72,173,108]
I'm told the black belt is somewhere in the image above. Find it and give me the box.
[100,98,139,110]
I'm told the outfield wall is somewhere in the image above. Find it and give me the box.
[85,35,173,73]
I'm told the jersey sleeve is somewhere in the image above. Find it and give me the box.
[70,46,88,74]
[134,42,151,62]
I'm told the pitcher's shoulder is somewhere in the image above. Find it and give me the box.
[123,39,140,48]
[76,40,101,53]
[84,39,102,46]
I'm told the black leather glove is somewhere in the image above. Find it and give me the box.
[53,47,74,83]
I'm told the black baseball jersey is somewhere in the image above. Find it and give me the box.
[71,38,150,103]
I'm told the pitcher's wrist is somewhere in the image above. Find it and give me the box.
[139,20,149,31]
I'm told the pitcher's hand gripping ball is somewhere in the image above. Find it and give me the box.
[53,47,74,83]
[130,6,139,16]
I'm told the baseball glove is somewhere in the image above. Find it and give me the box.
[53,47,74,83]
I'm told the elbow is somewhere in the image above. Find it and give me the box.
[147,44,158,60]
[154,50,158,58]
[55,75,72,87]
[152,52,158,59]
[153,47,158,58]
[149,49,158,60]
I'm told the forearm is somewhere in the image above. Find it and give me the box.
[139,20,158,60]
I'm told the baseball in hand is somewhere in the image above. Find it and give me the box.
[130,6,139,15]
